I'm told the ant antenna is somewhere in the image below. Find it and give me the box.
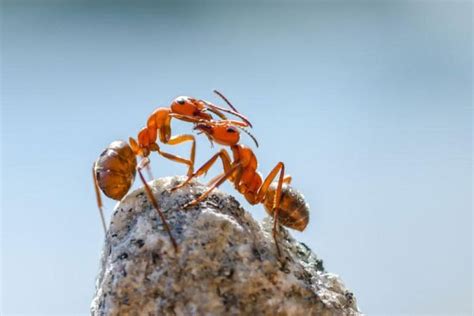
[210,90,253,128]
[213,90,239,113]
[238,126,259,148]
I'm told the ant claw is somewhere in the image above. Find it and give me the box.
[170,180,192,193]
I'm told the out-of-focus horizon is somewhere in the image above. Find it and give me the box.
[1,1,472,315]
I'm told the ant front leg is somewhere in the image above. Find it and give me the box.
[149,143,194,177]
[165,134,196,176]
[137,158,178,253]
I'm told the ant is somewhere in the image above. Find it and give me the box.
[171,105,309,257]
[92,91,253,253]
[92,140,179,251]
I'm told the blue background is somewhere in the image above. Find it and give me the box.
[1,1,472,315]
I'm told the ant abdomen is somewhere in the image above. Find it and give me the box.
[263,183,310,232]
[94,140,137,200]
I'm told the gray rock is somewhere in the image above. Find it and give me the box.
[91,176,361,316]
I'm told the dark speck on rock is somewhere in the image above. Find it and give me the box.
[300,242,311,252]
[151,252,160,265]
[118,253,128,260]
[252,247,262,261]
[206,201,219,208]
[222,292,238,309]
[133,239,145,248]
[174,226,183,236]
[313,259,324,272]
[280,263,291,274]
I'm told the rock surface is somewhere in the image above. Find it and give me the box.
[91,176,360,316]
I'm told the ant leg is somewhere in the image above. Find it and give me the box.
[157,149,192,168]
[206,161,236,187]
[166,134,196,176]
[184,163,241,208]
[137,158,178,253]
[171,149,232,192]
[273,208,282,257]
[168,113,205,123]
[149,117,191,172]
[206,174,222,187]
[206,151,234,187]
[256,162,285,205]
[149,143,193,175]
[145,162,154,181]
[92,162,107,234]
[256,162,286,256]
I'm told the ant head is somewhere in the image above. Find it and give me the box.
[171,96,212,120]
[194,122,240,146]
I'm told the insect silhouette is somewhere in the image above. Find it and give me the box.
[92,91,253,253]
[171,103,309,257]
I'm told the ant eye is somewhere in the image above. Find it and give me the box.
[226,127,237,133]
[177,98,185,105]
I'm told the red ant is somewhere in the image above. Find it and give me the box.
[171,106,309,257]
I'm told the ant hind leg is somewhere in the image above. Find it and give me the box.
[256,162,286,257]
[137,158,178,253]
[92,162,107,234]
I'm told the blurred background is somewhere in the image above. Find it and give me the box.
[1,1,472,315]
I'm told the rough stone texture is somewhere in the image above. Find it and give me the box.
[91,176,361,316]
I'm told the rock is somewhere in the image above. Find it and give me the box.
[91,176,361,316]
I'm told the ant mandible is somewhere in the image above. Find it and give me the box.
[171,102,309,257]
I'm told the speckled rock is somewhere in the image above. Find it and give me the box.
[91,176,360,316]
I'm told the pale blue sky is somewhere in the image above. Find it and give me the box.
[1,1,472,315]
